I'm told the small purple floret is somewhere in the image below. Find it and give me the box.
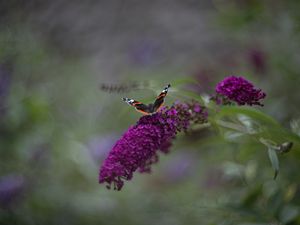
[216,76,266,106]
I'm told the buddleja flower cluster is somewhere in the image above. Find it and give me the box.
[99,75,265,190]
[99,102,207,190]
[215,76,266,106]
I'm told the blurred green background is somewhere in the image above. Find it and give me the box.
[1,1,300,224]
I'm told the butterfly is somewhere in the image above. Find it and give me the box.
[122,84,171,115]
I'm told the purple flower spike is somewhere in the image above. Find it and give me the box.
[216,76,266,106]
[99,108,180,190]
[99,102,208,190]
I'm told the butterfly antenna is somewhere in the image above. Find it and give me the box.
[164,84,171,92]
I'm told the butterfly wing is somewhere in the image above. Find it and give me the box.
[152,84,171,112]
[122,98,152,115]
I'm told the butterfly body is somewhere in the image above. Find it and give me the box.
[123,84,170,115]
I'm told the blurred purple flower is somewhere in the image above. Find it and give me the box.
[129,39,163,66]
[162,152,196,183]
[248,49,266,74]
[0,64,12,115]
[87,134,118,164]
[0,175,25,209]
[193,68,216,93]
[202,168,224,189]
[29,143,51,167]
[99,102,208,190]
[215,76,266,106]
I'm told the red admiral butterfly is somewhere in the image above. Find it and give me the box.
[123,84,171,115]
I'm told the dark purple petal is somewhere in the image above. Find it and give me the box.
[0,175,25,208]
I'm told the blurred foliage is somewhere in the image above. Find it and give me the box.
[1,1,300,225]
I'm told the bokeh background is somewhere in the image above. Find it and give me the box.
[1,1,300,224]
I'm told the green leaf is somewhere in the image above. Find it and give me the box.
[215,106,300,148]
[280,205,299,224]
[217,106,281,128]
[175,90,205,104]
[216,120,248,133]
[261,128,300,148]
[259,137,277,149]
[267,148,279,180]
